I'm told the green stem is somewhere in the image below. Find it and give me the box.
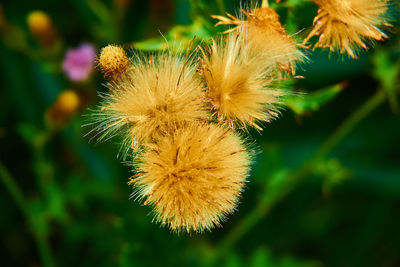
[0,162,55,267]
[0,162,28,217]
[215,90,387,254]
[313,90,386,160]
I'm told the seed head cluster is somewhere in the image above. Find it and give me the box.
[90,0,394,233]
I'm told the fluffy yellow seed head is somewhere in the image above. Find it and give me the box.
[132,123,250,232]
[212,7,304,74]
[304,0,391,58]
[93,53,207,150]
[200,34,283,130]
[98,45,130,79]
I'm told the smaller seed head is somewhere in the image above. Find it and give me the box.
[98,45,130,79]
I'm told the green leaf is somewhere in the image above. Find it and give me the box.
[133,19,213,51]
[44,183,67,222]
[27,200,49,237]
[284,83,344,115]
[250,248,273,267]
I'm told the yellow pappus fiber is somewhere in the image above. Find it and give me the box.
[132,123,251,233]
[304,0,391,58]
[199,34,284,131]
[212,6,304,74]
[97,45,130,79]
[90,52,208,152]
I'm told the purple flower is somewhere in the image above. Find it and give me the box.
[62,43,96,81]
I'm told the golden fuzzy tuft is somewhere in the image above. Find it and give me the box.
[93,53,207,150]
[132,123,250,232]
[98,45,130,79]
[304,0,391,58]
[212,6,304,74]
[199,34,283,130]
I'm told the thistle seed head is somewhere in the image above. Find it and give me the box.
[133,123,251,232]
[212,7,304,74]
[304,0,391,58]
[199,34,284,130]
[93,52,207,150]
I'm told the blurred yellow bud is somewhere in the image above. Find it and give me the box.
[27,10,56,47]
[98,45,130,80]
[46,90,80,127]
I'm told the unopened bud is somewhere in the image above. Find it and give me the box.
[46,90,80,127]
[27,10,56,47]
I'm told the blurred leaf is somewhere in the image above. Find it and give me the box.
[133,19,212,51]
[27,200,49,236]
[18,123,39,145]
[17,123,49,150]
[44,183,67,222]
[284,83,344,115]
[250,248,273,267]
[225,252,243,267]
[0,23,32,56]
[313,158,352,197]
[250,247,321,267]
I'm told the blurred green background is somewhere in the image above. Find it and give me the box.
[1,0,399,266]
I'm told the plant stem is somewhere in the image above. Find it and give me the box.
[216,90,387,254]
[262,0,269,8]
[0,162,27,216]
[0,162,55,267]
[313,90,386,160]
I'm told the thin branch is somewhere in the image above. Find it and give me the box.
[0,162,55,267]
